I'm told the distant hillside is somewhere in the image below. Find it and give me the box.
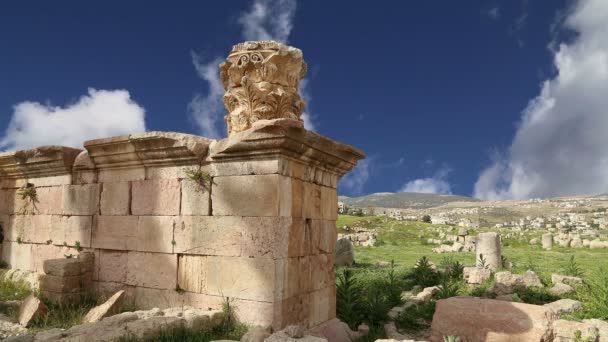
[339,192,481,210]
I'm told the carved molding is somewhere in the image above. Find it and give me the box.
[220,41,307,135]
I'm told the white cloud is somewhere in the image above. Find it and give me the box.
[0,88,146,151]
[238,0,297,43]
[400,167,452,194]
[475,0,608,200]
[188,53,225,139]
[339,159,371,196]
[299,78,316,131]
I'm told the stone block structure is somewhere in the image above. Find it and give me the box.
[40,253,94,305]
[0,41,365,330]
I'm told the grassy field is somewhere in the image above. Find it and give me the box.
[338,214,608,281]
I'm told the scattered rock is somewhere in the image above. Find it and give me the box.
[553,319,599,342]
[463,267,491,285]
[549,283,574,296]
[285,325,305,338]
[589,239,608,249]
[335,238,355,267]
[491,271,543,295]
[551,274,583,287]
[542,233,553,249]
[529,238,538,245]
[83,290,126,323]
[544,299,582,316]
[376,261,391,268]
[42,258,83,277]
[240,326,271,342]
[18,295,47,327]
[357,323,370,336]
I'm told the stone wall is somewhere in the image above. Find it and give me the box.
[0,119,364,330]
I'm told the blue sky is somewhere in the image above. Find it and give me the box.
[2,0,608,199]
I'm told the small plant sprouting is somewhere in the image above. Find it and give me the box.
[175,285,185,293]
[16,236,23,244]
[17,183,39,214]
[477,253,490,269]
[564,255,584,278]
[63,241,68,247]
[46,239,52,245]
[75,241,82,252]
[184,167,212,193]
[444,336,461,342]
[171,240,177,246]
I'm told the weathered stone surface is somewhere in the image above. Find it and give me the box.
[590,239,608,249]
[334,238,354,267]
[18,295,47,327]
[553,319,599,342]
[542,233,554,249]
[174,216,241,256]
[220,41,307,135]
[463,267,492,285]
[83,290,126,323]
[475,232,502,271]
[126,252,177,290]
[181,178,211,215]
[491,271,543,295]
[549,283,575,296]
[98,250,128,283]
[43,258,83,277]
[544,299,582,316]
[136,216,175,253]
[100,182,130,215]
[62,184,100,215]
[92,216,138,250]
[131,179,181,215]
[240,326,271,342]
[2,242,34,271]
[212,175,287,217]
[430,297,555,342]
[40,274,81,293]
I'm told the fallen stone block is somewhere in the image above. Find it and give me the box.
[544,299,582,316]
[551,274,583,286]
[549,283,574,296]
[18,295,47,327]
[43,258,83,277]
[553,319,599,342]
[83,290,126,323]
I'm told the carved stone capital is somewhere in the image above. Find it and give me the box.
[220,41,307,135]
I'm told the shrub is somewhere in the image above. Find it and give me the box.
[386,260,403,307]
[362,287,390,327]
[395,301,436,333]
[571,269,608,320]
[422,215,432,223]
[410,256,440,288]
[563,255,584,278]
[439,257,464,282]
[436,279,463,300]
[513,287,559,305]
[336,268,364,329]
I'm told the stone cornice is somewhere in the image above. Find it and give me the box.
[209,119,365,177]
[0,146,82,179]
[83,132,212,170]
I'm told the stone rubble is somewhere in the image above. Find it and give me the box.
[18,295,47,327]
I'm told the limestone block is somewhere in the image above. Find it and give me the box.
[98,250,128,283]
[73,171,97,185]
[100,182,130,215]
[544,299,582,315]
[320,186,337,220]
[430,297,555,342]
[240,217,293,258]
[131,286,223,310]
[56,215,93,248]
[40,274,81,293]
[302,182,322,219]
[178,255,277,301]
[28,174,72,187]
[552,274,583,286]
[131,179,180,215]
[181,179,211,216]
[475,232,502,271]
[311,254,334,291]
[92,216,138,250]
[126,252,177,290]
[32,244,73,273]
[18,295,48,327]
[212,175,292,217]
[43,258,83,276]
[273,293,310,329]
[62,184,100,215]
[136,216,175,253]
[174,216,240,256]
[35,186,63,215]
[0,190,15,214]
[309,287,335,327]
[311,220,336,255]
[553,319,599,342]
[542,233,554,249]
[83,290,126,323]
[146,165,193,180]
[1,242,34,271]
[209,159,281,177]
[286,218,310,257]
[98,168,145,182]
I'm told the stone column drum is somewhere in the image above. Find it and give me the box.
[475,232,502,271]
[0,40,365,331]
[542,233,554,249]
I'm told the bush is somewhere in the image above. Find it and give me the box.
[513,287,559,305]
[422,215,432,223]
[571,270,608,320]
[336,268,364,329]
[436,279,464,300]
[362,288,390,327]
[395,301,436,333]
[409,256,440,288]
[563,255,584,278]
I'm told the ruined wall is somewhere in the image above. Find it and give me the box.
[0,119,364,329]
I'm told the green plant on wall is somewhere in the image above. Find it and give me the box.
[184,167,212,193]
[17,183,39,214]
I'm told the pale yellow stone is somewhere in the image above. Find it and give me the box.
[309,287,335,327]
[98,250,128,283]
[177,255,208,293]
[52,215,93,247]
[62,184,100,215]
[209,160,281,177]
[240,217,292,258]
[146,165,193,180]
[174,216,240,256]
[1,242,34,271]
[320,186,337,220]
[98,168,146,182]
[126,252,177,290]
[27,174,72,187]
[100,182,130,215]
[131,179,181,215]
[212,175,291,217]
[180,179,210,216]
[92,216,138,250]
[302,182,322,219]
[136,216,175,253]
[35,186,63,215]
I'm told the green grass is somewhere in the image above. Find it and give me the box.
[29,297,98,331]
[0,277,32,301]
